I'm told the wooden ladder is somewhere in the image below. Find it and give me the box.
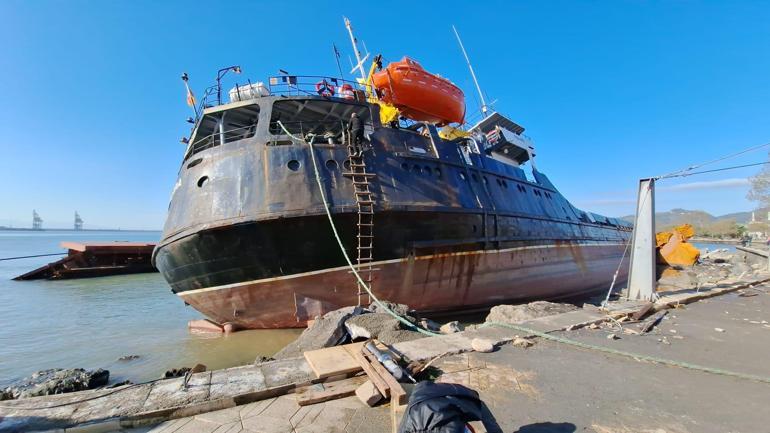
[344,135,376,306]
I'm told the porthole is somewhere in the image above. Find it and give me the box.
[471,173,479,182]
[459,172,467,181]
[287,160,300,171]
[435,168,442,178]
[413,164,423,174]
[483,177,488,185]
[197,176,209,187]
[401,162,409,171]
[424,166,432,176]
[502,180,508,188]
[325,160,339,171]
[496,178,503,186]
[343,160,351,170]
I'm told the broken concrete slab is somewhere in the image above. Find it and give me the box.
[273,306,360,360]
[485,301,579,325]
[344,313,401,340]
[209,365,265,401]
[260,358,314,389]
[377,329,426,345]
[142,372,212,410]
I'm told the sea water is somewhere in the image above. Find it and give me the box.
[0,230,300,386]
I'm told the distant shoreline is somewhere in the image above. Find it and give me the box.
[0,228,160,232]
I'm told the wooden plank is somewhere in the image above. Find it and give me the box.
[631,302,655,321]
[639,310,668,333]
[345,345,390,398]
[294,376,366,406]
[304,342,364,379]
[363,350,406,406]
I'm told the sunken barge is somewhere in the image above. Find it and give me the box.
[154,32,631,329]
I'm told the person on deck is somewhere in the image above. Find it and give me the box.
[347,112,364,155]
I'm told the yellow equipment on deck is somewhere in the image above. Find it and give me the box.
[361,56,400,125]
[439,125,470,140]
[656,224,700,266]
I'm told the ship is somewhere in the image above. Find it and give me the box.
[153,22,632,329]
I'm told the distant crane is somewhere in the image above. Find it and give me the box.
[74,212,84,231]
[32,210,43,230]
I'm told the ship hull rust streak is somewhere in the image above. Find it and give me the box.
[176,243,625,328]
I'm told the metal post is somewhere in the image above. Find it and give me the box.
[627,178,656,300]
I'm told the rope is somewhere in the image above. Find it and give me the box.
[482,321,770,384]
[0,253,66,261]
[276,121,439,336]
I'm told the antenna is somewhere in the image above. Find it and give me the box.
[332,43,345,78]
[344,16,369,81]
[452,25,488,118]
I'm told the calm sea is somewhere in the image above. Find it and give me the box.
[0,230,300,387]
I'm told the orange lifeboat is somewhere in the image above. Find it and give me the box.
[372,57,465,125]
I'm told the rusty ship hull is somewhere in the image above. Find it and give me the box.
[154,91,632,329]
[169,238,626,328]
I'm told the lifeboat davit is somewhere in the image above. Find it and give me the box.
[372,57,465,125]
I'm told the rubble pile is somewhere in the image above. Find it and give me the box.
[485,301,579,325]
[272,301,440,361]
[1,368,109,400]
[658,247,767,292]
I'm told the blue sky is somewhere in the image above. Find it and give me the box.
[1,1,768,229]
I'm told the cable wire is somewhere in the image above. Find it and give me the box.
[659,161,769,179]
[656,141,770,180]
[0,253,66,261]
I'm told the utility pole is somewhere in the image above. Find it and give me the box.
[627,178,656,300]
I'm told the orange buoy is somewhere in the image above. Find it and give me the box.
[372,57,465,125]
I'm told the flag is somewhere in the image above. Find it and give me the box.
[183,81,196,107]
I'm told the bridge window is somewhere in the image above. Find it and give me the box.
[186,104,260,159]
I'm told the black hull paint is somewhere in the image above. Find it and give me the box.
[155,210,629,295]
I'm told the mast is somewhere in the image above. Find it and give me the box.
[452,25,488,118]
[344,17,369,82]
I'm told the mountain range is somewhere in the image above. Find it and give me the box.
[621,208,763,227]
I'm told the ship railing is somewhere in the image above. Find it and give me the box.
[194,76,374,120]
[266,75,374,100]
